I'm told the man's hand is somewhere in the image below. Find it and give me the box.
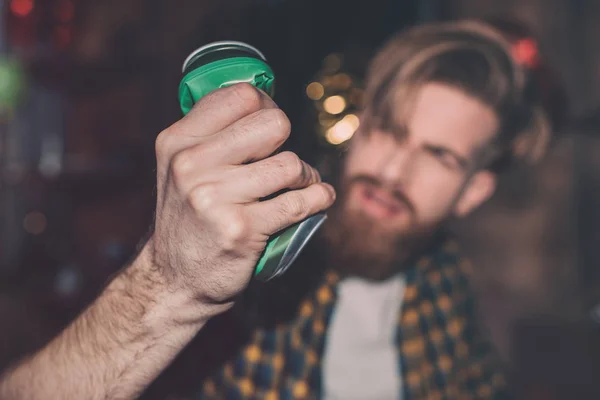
[0,83,334,400]
[149,82,335,308]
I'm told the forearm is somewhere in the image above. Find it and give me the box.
[0,241,217,400]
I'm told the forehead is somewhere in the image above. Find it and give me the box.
[395,83,499,156]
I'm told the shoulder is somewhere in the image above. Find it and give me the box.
[416,237,475,302]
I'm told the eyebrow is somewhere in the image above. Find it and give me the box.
[381,120,471,170]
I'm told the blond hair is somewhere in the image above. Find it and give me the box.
[361,20,551,170]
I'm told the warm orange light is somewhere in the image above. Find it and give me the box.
[10,0,34,17]
[325,114,359,145]
[306,82,324,100]
[323,95,346,115]
[331,73,352,90]
[325,121,352,145]
[344,114,360,130]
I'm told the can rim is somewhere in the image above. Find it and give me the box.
[181,41,267,73]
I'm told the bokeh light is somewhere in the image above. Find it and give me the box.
[323,95,347,115]
[325,114,360,145]
[306,82,325,100]
[10,0,34,17]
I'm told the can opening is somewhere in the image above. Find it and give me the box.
[182,41,267,75]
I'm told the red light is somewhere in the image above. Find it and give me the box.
[10,0,34,17]
[512,38,540,68]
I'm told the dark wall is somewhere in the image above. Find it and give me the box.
[0,0,420,371]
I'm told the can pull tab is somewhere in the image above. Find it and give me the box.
[252,73,275,92]
[216,72,275,93]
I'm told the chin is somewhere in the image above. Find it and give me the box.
[323,201,440,280]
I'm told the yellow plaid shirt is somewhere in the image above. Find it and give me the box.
[185,238,509,400]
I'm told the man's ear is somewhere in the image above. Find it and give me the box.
[454,170,497,217]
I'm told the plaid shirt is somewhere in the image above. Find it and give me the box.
[192,238,509,400]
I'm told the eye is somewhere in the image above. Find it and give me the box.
[426,146,461,169]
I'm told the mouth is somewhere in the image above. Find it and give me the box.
[356,185,410,220]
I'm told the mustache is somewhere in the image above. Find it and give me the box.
[344,175,416,215]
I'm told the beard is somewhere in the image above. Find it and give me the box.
[320,174,439,281]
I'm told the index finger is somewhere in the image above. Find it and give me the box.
[180,83,277,138]
[156,83,277,175]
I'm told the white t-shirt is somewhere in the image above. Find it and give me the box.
[322,274,406,400]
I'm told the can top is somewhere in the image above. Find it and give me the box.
[182,41,268,74]
[178,41,275,115]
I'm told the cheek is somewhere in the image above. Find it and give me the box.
[408,172,464,222]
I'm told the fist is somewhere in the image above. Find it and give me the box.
[149,83,335,309]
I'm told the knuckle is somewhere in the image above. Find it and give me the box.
[279,151,304,179]
[155,129,171,160]
[189,141,211,160]
[218,210,248,251]
[231,83,263,113]
[170,151,193,185]
[246,163,267,189]
[189,183,220,213]
[282,193,309,220]
[316,184,334,205]
[265,108,291,143]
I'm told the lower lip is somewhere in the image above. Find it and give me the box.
[356,187,407,219]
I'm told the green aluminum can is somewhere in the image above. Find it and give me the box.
[178,41,327,281]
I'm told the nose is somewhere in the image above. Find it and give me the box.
[376,142,415,188]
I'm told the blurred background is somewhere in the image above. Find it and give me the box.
[0,0,600,397]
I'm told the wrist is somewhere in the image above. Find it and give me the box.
[125,238,233,326]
